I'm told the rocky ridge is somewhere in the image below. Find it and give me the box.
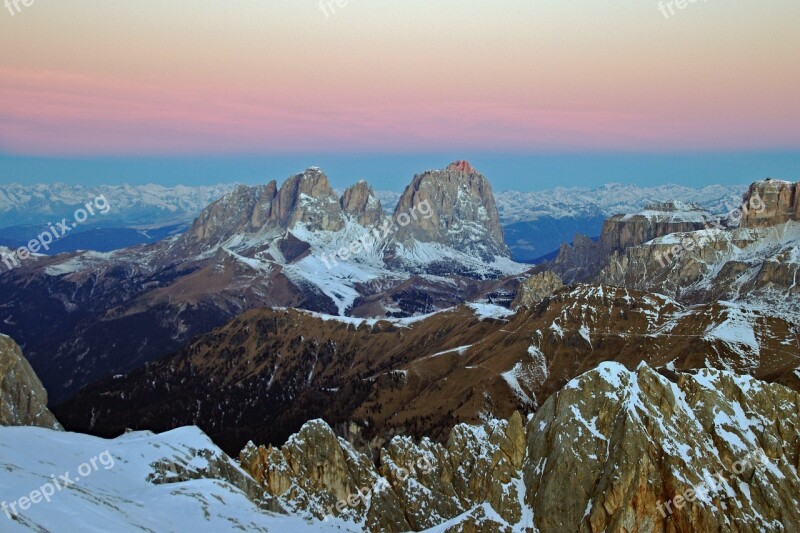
[57,284,800,456]
[239,363,800,532]
[550,201,718,283]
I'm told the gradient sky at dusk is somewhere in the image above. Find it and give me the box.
[1,0,799,189]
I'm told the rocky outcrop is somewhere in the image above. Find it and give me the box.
[392,161,509,260]
[525,363,800,532]
[741,179,799,228]
[340,180,384,227]
[239,364,800,531]
[0,334,62,429]
[511,271,563,308]
[240,412,528,531]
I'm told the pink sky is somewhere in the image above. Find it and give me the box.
[1,0,799,155]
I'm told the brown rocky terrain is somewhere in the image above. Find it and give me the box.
[0,334,61,429]
[56,283,800,456]
[240,364,800,532]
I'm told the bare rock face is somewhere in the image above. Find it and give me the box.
[525,363,800,532]
[249,180,279,229]
[392,161,509,260]
[597,219,800,319]
[185,183,276,245]
[340,180,384,227]
[241,412,529,532]
[550,202,714,285]
[741,179,799,228]
[551,233,607,283]
[240,419,414,531]
[272,167,345,231]
[0,334,62,430]
[512,271,564,308]
[241,364,800,532]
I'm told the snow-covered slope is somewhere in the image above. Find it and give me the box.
[0,425,347,532]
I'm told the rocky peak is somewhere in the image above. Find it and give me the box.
[0,334,62,430]
[249,180,278,229]
[392,161,509,259]
[551,233,607,283]
[447,160,476,174]
[741,179,799,228]
[273,168,345,231]
[181,168,347,251]
[185,183,272,245]
[340,180,384,227]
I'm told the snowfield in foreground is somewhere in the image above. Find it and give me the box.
[0,426,349,532]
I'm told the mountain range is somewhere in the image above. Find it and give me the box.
[1,164,798,532]
[0,180,746,262]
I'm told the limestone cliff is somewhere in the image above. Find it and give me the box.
[272,168,345,232]
[596,182,800,320]
[0,334,62,430]
[741,179,799,228]
[601,201,715,251]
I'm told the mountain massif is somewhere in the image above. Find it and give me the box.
[0,162,527,403]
